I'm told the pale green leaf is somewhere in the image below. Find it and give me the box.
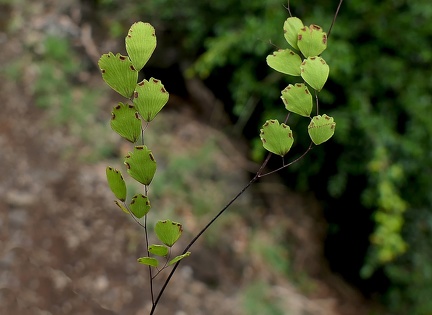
[137,257,159,267]
[98,52,138,98]
[300,57,330,91]
[283,17,304,50]
[133,78,169,122]
[149,244,169,257]
[297,24,327,58]
[125,22,157,72]
[266,49,302,76]
[106,166,127,201]
[155,219,183,247]
[168,252,191,265]
[130,194,151,218]
[260,120,294,156]
[281,83,313,117]
[110,102,141,143]
[308,114,336,145]
[124,145,157,185]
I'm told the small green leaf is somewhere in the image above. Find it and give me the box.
[114,200,130,214]
[124,146,157,185]
[125,22,157,72]
[155,219,183,247]
[266,49,302,76]
[297,25,327,58]
[168,252,191,265]
[133,78,169,122]
[149,244,169,257]
[106,166,127,201]
[308,114,336,145]
[110,102,141,143]
[130,194,151,218]
[98,52,138,98]
[300,57,330,91]
[283,17,304,50]
[281,83,313,117]
[137,257,159,267]
[260,120,294,156]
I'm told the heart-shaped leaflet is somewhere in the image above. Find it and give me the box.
[98,52,138,98]
[281,83,313,117]
[110,102,141,143]
[133,78,169,122]
[260,119,294,156]
[124,145,157,185]
[297,24,327,58]
[155,219,183,247]
[308,114,336,145]
[300,57,330,92]
[130,194,151,218]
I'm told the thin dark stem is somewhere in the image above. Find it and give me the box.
[284,0,293,17]
[140,119,154,305]
[284,112,291,124]
[315,90,319,116]
[259,141,314,178]
[147,2,344,311]
[144,215,155,306]
[327,0,344,39]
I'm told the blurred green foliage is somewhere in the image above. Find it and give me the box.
[67,0,432,313]
[242,280,284,315]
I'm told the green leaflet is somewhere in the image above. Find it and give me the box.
[110,102,141,143]
[98,52,138,98]
[137,257,159,267]
[155,219,183,247]
[300,57,330,91]
[148,244,169,257]
[260,119,294,156]
[106,166,127,201]
[133,78,169,122]
[125,22,157,72]
[283,17,304,50]
[168,252,191,265]
[130,194,151,218]
[297,24,327,58]
[124,145,157,185]
[308,114,336,145]
[266,49,302,76]
[281,83,312,117]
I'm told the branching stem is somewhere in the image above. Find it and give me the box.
[285,1,293,17]
[146,1,345,313]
